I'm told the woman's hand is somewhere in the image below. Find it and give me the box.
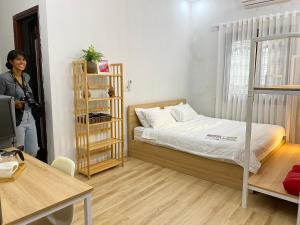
[15,100,25,109]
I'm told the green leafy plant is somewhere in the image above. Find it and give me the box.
[81,45,104,63]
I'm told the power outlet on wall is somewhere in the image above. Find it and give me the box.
[125,79,133,92]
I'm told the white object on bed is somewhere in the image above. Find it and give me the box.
[143,108,176,128]
[135,107,160,128]
[164,102,183,109]
[134,115,285,173]
[166,103,198,122]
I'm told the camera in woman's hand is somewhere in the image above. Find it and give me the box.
[23,89,37,107]
[19,88,39,107]
[15,100,25,109]
[18,88,41,114]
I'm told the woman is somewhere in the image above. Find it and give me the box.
[0,50,39,156]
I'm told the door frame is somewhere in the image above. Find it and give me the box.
[13,5,48,160]
[13,6,39,50]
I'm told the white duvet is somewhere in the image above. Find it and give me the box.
[134,115,285,173]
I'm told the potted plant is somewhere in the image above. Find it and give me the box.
[81,45,104,73]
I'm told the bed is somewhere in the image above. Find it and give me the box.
[127,99,285,189]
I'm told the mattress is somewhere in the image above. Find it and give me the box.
[134,115,285,173]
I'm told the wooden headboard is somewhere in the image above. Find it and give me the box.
[127,99,186,141]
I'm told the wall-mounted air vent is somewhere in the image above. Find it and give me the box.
[242,0,290,8]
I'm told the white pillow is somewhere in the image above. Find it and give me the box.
[143,109,176,128]
[135,107,160,128]
[168,104,198,122]
[164,102,183,118]
[164,102,183,110]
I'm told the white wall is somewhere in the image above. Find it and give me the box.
[0,0,39,72]
[2,0,300,161]
[0,0,57,162]
[189,0,300,117]
[42,0,192,160]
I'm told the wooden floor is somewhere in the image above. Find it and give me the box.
[72,157,297,225]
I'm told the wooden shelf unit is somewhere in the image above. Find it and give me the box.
[73,60,124,178]
[78,159,122,176]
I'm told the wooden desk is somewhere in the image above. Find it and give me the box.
[0,154,93,225]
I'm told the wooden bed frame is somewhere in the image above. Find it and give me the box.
[127,99,285,190]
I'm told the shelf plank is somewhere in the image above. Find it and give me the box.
[79,159,122,175]
[87,107,110,113]
[76,127,111,136]
[248,144,300,201]
[87,73,121,77]
[90,159,122,174]
[88,97,122,102]
[89,147,111,156]
[254,84,300,90]
[76,118,123,126]
[88,118,123,126]
[254,85,300,95]
[77,107,110,114]
[88,85,110,90]
[76,84,110,90]
[87,138,123,152]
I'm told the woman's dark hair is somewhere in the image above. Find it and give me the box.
[5,50,27,70]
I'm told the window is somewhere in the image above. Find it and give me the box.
[228,40,276,96]
[228,40,251,96]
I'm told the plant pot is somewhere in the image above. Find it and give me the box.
[87,61,98,73]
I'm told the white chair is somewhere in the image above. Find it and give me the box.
[30,157,76,225]
[51,157,75,177]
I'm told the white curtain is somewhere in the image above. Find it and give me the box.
[216,11,300,143]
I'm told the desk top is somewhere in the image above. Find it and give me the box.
[0,154,93,225]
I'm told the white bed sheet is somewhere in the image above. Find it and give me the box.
[134,115,285,173]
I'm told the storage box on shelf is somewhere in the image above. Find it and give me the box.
[73,61,124,178]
